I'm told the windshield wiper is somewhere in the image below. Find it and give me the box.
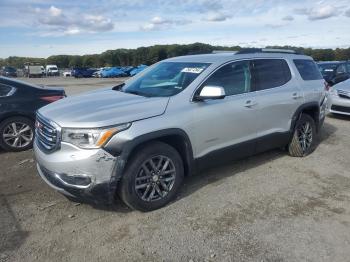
[112,83,125,91]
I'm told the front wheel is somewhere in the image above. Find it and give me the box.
[0,117,34,152]
[118,142,184,211]
[288,114,316,157]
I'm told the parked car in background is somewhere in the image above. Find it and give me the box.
[129,64,148,76]
[121,66,134,76]
[327,78,350,116]
[318,61,350,86]
[0,77,66,152]
[100,67,127,78]
[72,68,98,78]
[0,66,17,77]
[24,63,44,78]
[46,65,59,76]
[63,70,72,77]
[93,67,109,78]
[34,49,327,211]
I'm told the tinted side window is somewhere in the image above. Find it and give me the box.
[336,64,347,74]
[0,84,12,97]
[252,59,291,91]
[293,59,323,80]
[204,61,251,96]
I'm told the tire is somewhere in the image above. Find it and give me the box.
[0,116,34,152]
[288,114,316,157]
[118,142,184,212]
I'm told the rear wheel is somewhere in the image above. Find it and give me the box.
[0,117,34,152]
[288,114,316,157]
[118,142,184,211]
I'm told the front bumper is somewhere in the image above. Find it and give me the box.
[34,139,118,203]
[328,94,350,116]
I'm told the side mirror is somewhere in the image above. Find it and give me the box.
[194,85,226,101]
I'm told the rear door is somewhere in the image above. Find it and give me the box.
[251,58,302,152]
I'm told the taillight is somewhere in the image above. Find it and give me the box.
[40,95,65,103]
[324,81,331,91]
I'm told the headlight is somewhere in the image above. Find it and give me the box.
[61,123,131,149]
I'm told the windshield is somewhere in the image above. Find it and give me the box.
[122,62,210,97]
[318,63,339,75]
[4,67,16,72]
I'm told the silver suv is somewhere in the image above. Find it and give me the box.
[34,49,327,211]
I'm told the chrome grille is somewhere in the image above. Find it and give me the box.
[337,89,350,99]
[35,114,60,152]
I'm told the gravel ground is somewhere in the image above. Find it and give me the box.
[1,77,350,262]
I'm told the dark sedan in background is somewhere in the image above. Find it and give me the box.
[0,77,65,152]
[72,67,98,78]
[318,61,350,86]
[0,66,18,77]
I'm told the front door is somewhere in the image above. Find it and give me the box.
[190,60,258,163]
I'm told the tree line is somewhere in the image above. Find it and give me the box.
[1,43,349,69]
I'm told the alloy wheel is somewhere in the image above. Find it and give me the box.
[2,122,33,149]
[135,155,176,202]
[297,122,313,152]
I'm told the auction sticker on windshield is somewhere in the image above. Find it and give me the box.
[181,67,205,74]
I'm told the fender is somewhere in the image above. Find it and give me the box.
[0,111,35,123]
[290,101,320,133]
[105,128,196,196]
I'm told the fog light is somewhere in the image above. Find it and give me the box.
[59,173,92,187]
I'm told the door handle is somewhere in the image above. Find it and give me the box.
[244,100,258,108]
[292,93,303,99]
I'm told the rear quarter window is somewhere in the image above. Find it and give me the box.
[252,59,292,91]
[294,59,323,81]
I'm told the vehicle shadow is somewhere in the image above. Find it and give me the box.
[315,121,338,146]
[178,149,285,202]
[177,121,338,206]
[0,195,29,254]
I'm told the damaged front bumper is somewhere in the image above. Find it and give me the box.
[34,140,119,203]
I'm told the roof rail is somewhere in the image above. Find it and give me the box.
[212,50,238,54]
[236,48,303,55]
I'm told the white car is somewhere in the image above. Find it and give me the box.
[46,65,59,76]
[63,71,72,77]
[328,79,350,116]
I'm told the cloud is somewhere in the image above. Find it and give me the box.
[205,12,231,22]
[141,16,190,31]
[282,15,294,21]
[151,16,172,25]
[35,5,114,35]
[265,22,286,28]
[49,6,62,17]
[345,9,350,17]
[294,8,309,15]
[295,5,338,20]
[308,5,337,20]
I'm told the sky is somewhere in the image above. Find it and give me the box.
[0,0,349,58]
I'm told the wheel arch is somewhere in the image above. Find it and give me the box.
[291,102,320,133]
[109,128,196,182]
[0,112,35,125]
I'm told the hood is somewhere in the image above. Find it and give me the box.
[333,79,350,92]
[38,90,169,128]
